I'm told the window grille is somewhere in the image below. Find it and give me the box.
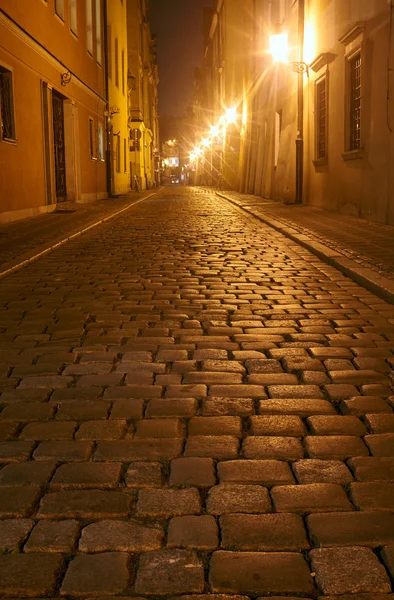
[349,54,361,150]
[316,78,327,159]
[0,68,16,141]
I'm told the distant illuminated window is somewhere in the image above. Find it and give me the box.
[274,110,282,167]
[0,66,16,142]
[55,0,64,20]
[98,122,104,161]
[115,38,119,88]
[69,0,77,35]
[315,75,327,160]
[107,25,112,79]
[124,138,127,172]
[89,118,96,159]
[86,0,93,55]
[349,53,361,151]
[121,50,125,94]
[96,0,102,64]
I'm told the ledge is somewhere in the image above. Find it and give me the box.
[342,148,364,161]
[339,22,366,45]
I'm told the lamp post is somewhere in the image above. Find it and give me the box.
[269,0,307,205]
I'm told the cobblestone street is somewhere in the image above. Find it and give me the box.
[1,186,394,598]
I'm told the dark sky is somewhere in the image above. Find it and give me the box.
[149,0,216,117]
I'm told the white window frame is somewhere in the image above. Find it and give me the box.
[89,117,97,159]
[97,122,104,161]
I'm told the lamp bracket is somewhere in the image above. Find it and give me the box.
[289,62,309,75]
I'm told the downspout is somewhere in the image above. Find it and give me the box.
[103,0,114,196]
[295,0,305,204]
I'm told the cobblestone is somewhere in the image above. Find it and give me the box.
[2,188,394,596]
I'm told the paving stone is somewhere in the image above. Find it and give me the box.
[188,416,242,436]
[220,513,309,551]
[306,511,394,547]
[19,421,77,440]
[61,552,130,596]
[348,456,394,481]
[34,441,94,461]
[25,519,80,552]
[135,549,204,594]
[0,441,35,462]
[79,519,163,551]
[381,544,394,581]
[0,553,63,597]
[109,398,145,419]
[125,461,162,487]
[37,490,131,518]
[208,385,267,398]
[217,459,295,486]
[0,485,41,518]
[134,418,184,438]
[364,413,394,433]
[136,487,201,517]
[170,457,216,487]
[202,397,255,416]
[249,415,306,436]
[271,483,352,514]
[206,484,271,514]
[305,436,369,460]
[75,419,127,440]
[293,459,353,484]
[168,515,219,549]
[258,398,336,415]
[55,400,110,420]
[184,436,239,458]
[307,415,366,436]
[0,421,18,440]
[94,439,183,461]
[51,462,122,489]
[18,375,73,388]
[145,398,198,417]
[267,384,323,398]
[324,384,359,400]
[340,396,393,415]
[349,481,394,510]
[0,402,55,421]
[310,546,391,595]
[209,551,314,595]
[243,436,304,460]
[364,433,394,456]
[0,461,56,485]
[0,519,34,551]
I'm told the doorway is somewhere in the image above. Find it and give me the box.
[52,90,67,200]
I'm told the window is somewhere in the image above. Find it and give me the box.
[98,122,104,161]
[274,110,282,168]
[0,67,16,142]
[124,138,127,172]
[86,0,93,55]
[349,53,361,151]
[121,50,125,95]
[69,0,77,34]
[107,25,112,79]
[115,37,119,88]
[55,0,64,20]
[314,75,327,162]
[95,0,102,64]
[89,118,96,159]
[115,134,120,172]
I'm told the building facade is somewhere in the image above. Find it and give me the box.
[127,0,159,190]
[0,0,107,223]
[198,0,394,225]
[106,0,130,195]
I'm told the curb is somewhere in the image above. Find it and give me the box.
[217,191,394,305]
[0,193,156,281]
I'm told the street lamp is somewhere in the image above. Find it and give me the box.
[269,0,307,205]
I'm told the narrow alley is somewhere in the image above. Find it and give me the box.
[0,187,393,598]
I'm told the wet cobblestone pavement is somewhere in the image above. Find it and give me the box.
[0,186,394,598]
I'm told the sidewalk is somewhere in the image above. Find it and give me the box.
[218,191,394,304]
[0,190,155,277]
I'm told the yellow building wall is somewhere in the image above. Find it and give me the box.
[107,0,130,195]
[0,1,107,223]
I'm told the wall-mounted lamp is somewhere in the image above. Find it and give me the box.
[61,71,72,86]
[269,34,309,75]
[109,105,120,116]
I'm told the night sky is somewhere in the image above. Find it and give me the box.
[149,0,216,118]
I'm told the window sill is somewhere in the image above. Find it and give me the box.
[1,137,17,145]
[90,156,97,161]
[342,148,364,161]
[312,157,328,167]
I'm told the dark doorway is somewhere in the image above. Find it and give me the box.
[52,91,67,200]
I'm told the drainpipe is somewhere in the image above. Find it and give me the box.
[295,0,305,204]
[103,0,114,196]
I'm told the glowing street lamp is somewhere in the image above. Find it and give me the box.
[210,125,219,137]
[224,107,237,124]
[201,137,210,148]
